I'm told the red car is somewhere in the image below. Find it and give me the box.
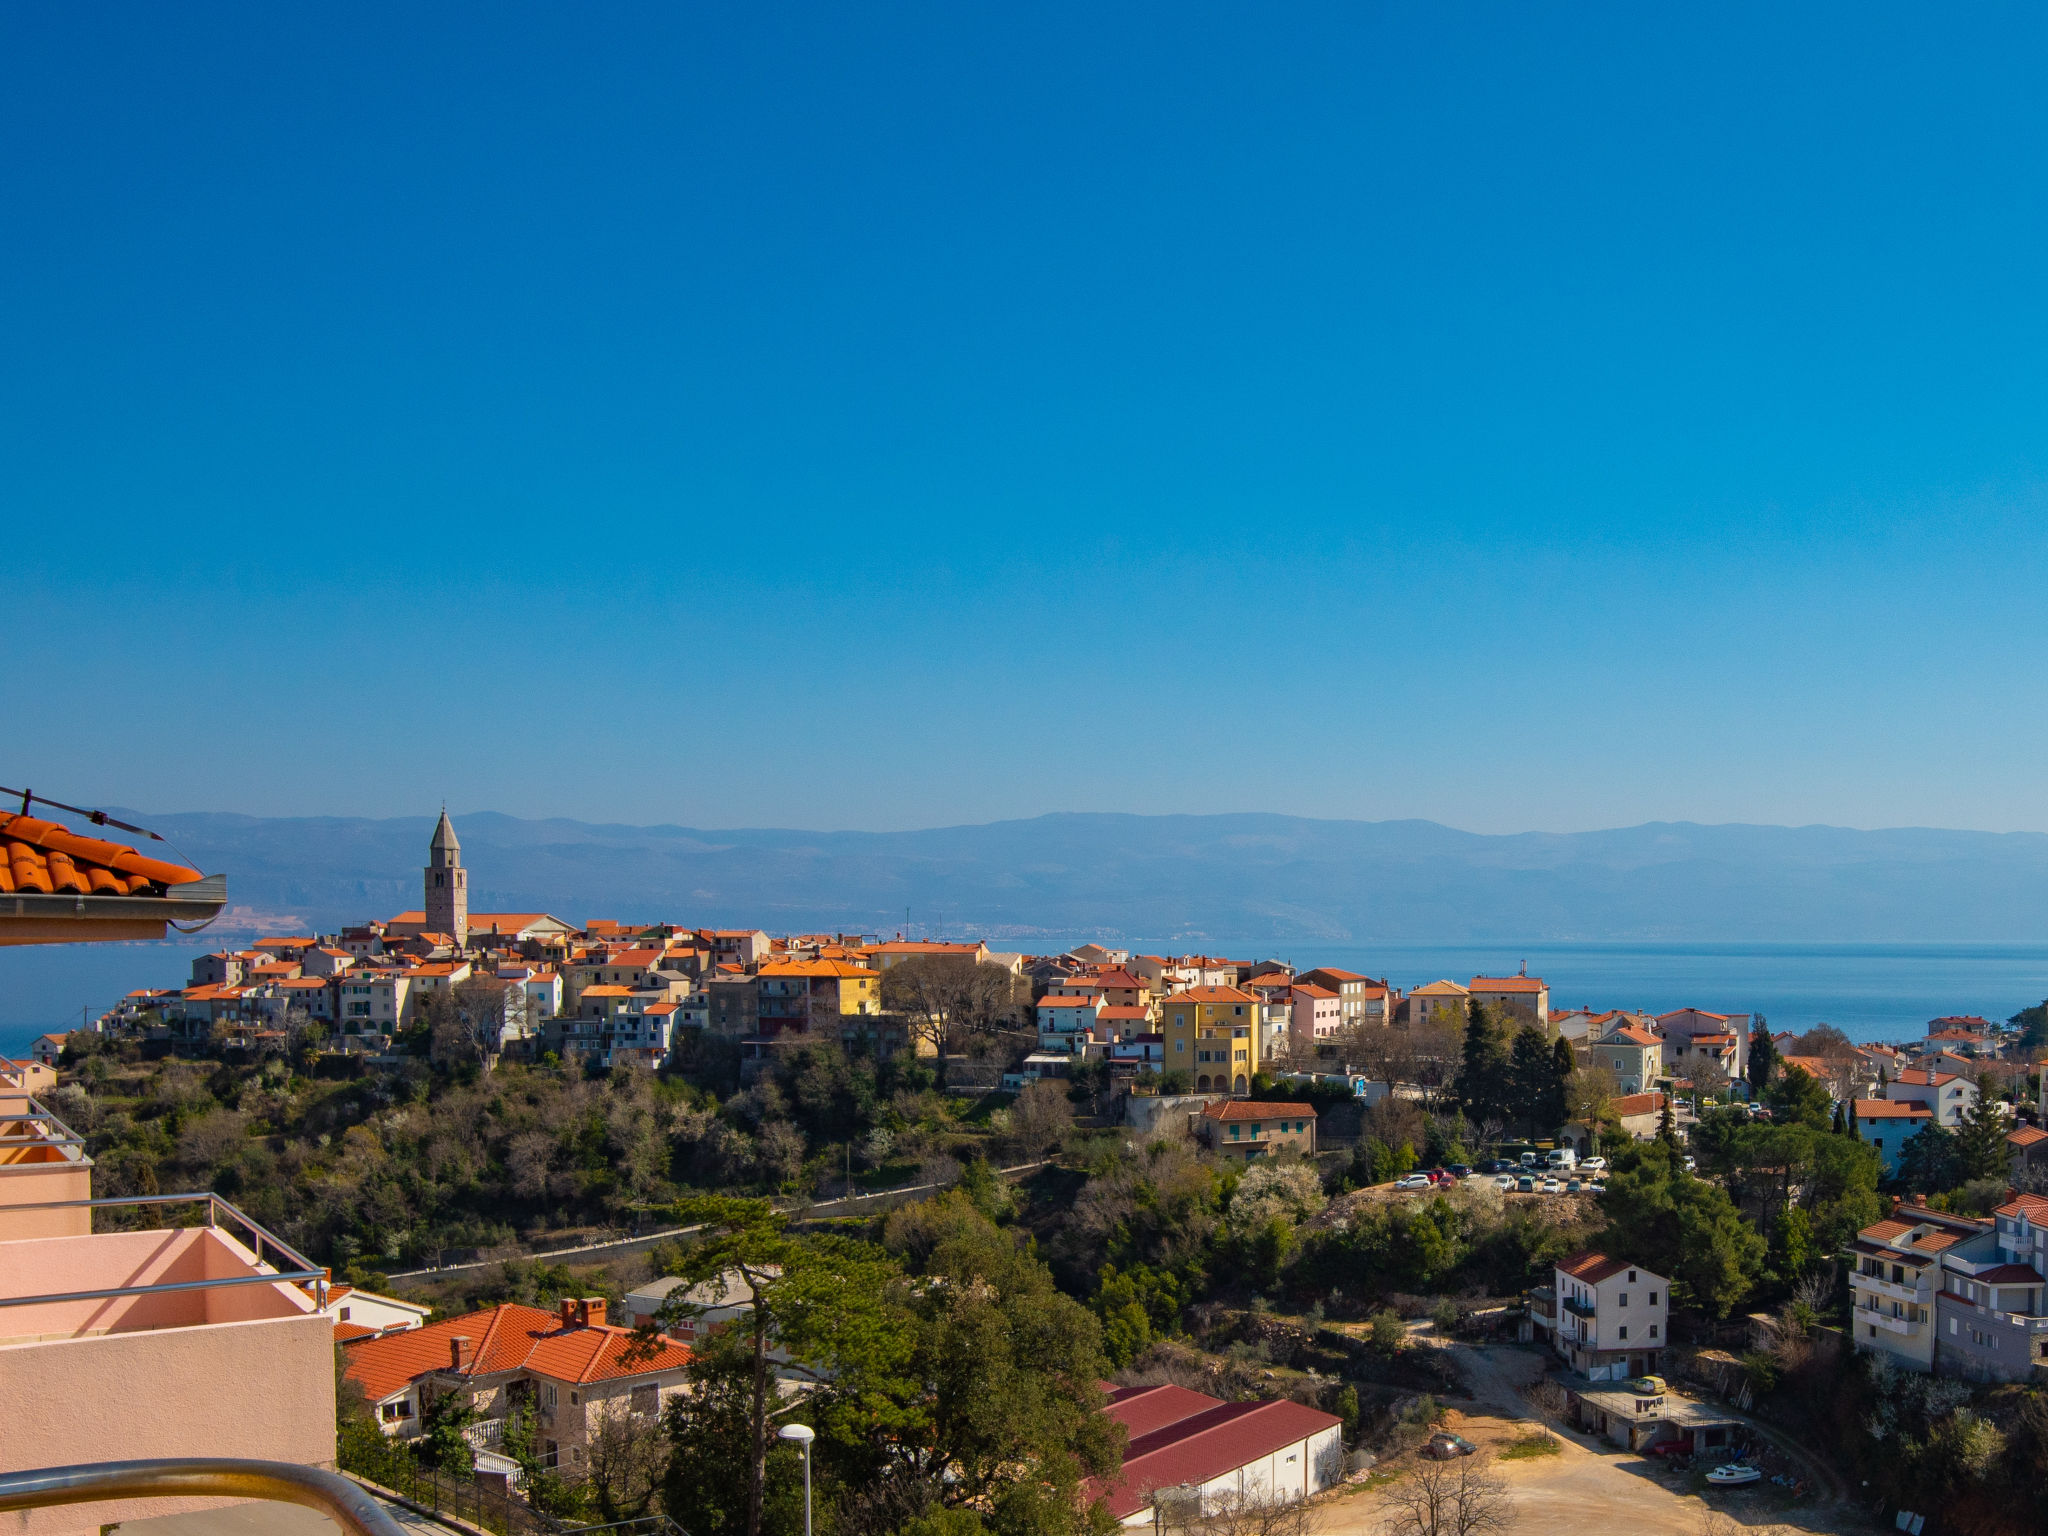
[1643,1439,1690,1461]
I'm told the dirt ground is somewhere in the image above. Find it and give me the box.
[1314,1334,1881,1536]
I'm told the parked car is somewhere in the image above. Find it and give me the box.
[1518,1152,1540,1168]
[1644,1439,1690,1462]
[1447,1164,1473,1179]
[1516,1175,1536,1192]
[1630,1375,1668,1394]
[1565,1178,1583,1193]
[1393,1174,1434,1191]
[1477,1159,1510,1174]
[1424,1167,1456,1186]
[1588,1181,1607,1194]
[1578,1156,1607,1172]
[1495,1174,1517,1189]
[1705,1463,1762,1487]
[1421,1432,1476,1459]
[1541,1177,1562,1193]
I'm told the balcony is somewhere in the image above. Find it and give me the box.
[1563,1296,1597,1320]
[0,1192,337,1535]
[1859,1304,1923,1336]
[1854,1270,1929,1305]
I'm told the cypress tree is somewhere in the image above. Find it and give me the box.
[1746,1020,1778,1096]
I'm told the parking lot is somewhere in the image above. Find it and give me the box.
[1317,1336,1877,1536]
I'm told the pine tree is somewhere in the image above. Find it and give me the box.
[1831,1101,1845,1135]
[1657,1096,1678,1149]
[1509,1026,1559,1138]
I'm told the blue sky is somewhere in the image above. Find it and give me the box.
[9,4,2048,834]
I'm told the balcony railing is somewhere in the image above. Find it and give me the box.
[0,1458,407,1536]
[0,1191,328,1309]
[1563,1297,1596,1319]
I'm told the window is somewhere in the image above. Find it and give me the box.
[1618,1326,1629,1340]
[545,1384,558,1407]
[1649,1291,1658,1305]
[1628,1270,1637,1283]
[1648,1324,1658,1338]
[1619,1294,1628,1307]
[631,1383,659,1415]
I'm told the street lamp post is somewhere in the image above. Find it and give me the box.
[778,1423,815,1536]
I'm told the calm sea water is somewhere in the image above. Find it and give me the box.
[3,937,2046,1056]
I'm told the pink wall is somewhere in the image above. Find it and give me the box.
[0,1228,314,1341]
[0,1161,91,1240]
[0,1308,336,1536]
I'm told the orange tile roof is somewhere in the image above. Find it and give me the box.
[2007,1126,2048,1148]
[757,959,879,978]
[1163,986,1258,1004]
[1893,1068,1961,1088]
[1853,1099,1931,1119]
[342,1302,692,1403]
[1611,1091,1667,1117]
[1471,976,1546,992]
[1996,1193,2048,1223]
[580,985,634,997]
[1609,1025,1661,1047]
[0,812,200,896]
[1038,995,1096,1008]
[1096,1006,1152,1020]
[1557,1251,1632,1284]
[1201,1100,1318,1122]
[1290,984,1338,1000]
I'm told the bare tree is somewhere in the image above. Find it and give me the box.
[583,1396,666,1523]
[1378,1457,1515,1536]
[1004,1078,1075,1160]
[1565,1064,1621,1131]
[881,955,975,1055]
[1678,1057,1729,1104]
[434,977,512,1066]
[1160,1487,1321,1536]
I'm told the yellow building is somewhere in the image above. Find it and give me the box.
[1161,985,1261,1093]
[1409,979,1471,1028]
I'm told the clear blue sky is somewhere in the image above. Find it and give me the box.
[10,4,2048,834]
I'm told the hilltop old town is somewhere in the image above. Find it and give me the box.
[6,808,2048,1536]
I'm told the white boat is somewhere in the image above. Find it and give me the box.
[1705,1463,1762,1486]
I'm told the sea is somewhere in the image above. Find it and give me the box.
[3,936,2047,1057]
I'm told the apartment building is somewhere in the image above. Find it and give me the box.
[1887,1068,1979,1127]
[1846,1203,2048,1379]
[1161,986,1262,1093]
[1289,985,1342,1041]
[1037,994,1100,1052]
[1295,968,1392,1029]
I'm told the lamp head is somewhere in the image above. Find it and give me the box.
[778,1423,816,1446]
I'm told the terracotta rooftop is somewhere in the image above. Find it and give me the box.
[342,1302,692,1404]
[1854,1099,1931,1119]
[0,813,200,895]
[1557,1251,1634,1284]
[1997,1193,2048,1224]
[1163,986,1258,1005]
[1471,976,1546,992]
[1200,1100,1318,1122]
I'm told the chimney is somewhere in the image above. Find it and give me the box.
[449,1335,471,1371]
[582,1297,607,1328]
[560,1298,577,1330]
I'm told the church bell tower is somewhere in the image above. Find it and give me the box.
[425,809,468,950]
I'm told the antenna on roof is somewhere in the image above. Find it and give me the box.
[0,784,167,840]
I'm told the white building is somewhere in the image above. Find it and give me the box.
[1092,1384,1344,1528]
[1037,994,1100,1052]
[1887,1068,1978,1128]
[1533,1252,1669,1381]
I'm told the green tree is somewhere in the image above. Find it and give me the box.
[415,1390,478,1475]
[1896,1124,1962,1195]
[1953,1077,2012,1184]
[1764,1064,1832,1130]
[1597,1141,1764,1319]
[1746,1022,1778,1095]
[1457,1004,1513,1127]
[652,1197,912,1536]
[877,1192,1121,1536]
[1508,1027,1561,1138]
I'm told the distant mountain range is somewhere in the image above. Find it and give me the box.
[97,809,2048,945]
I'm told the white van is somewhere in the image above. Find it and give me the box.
[1545,1147,1577,1171]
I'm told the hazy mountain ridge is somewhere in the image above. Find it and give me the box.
[100,809,2048,945]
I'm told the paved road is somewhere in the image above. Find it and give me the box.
[1315,1328,1870,1536]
